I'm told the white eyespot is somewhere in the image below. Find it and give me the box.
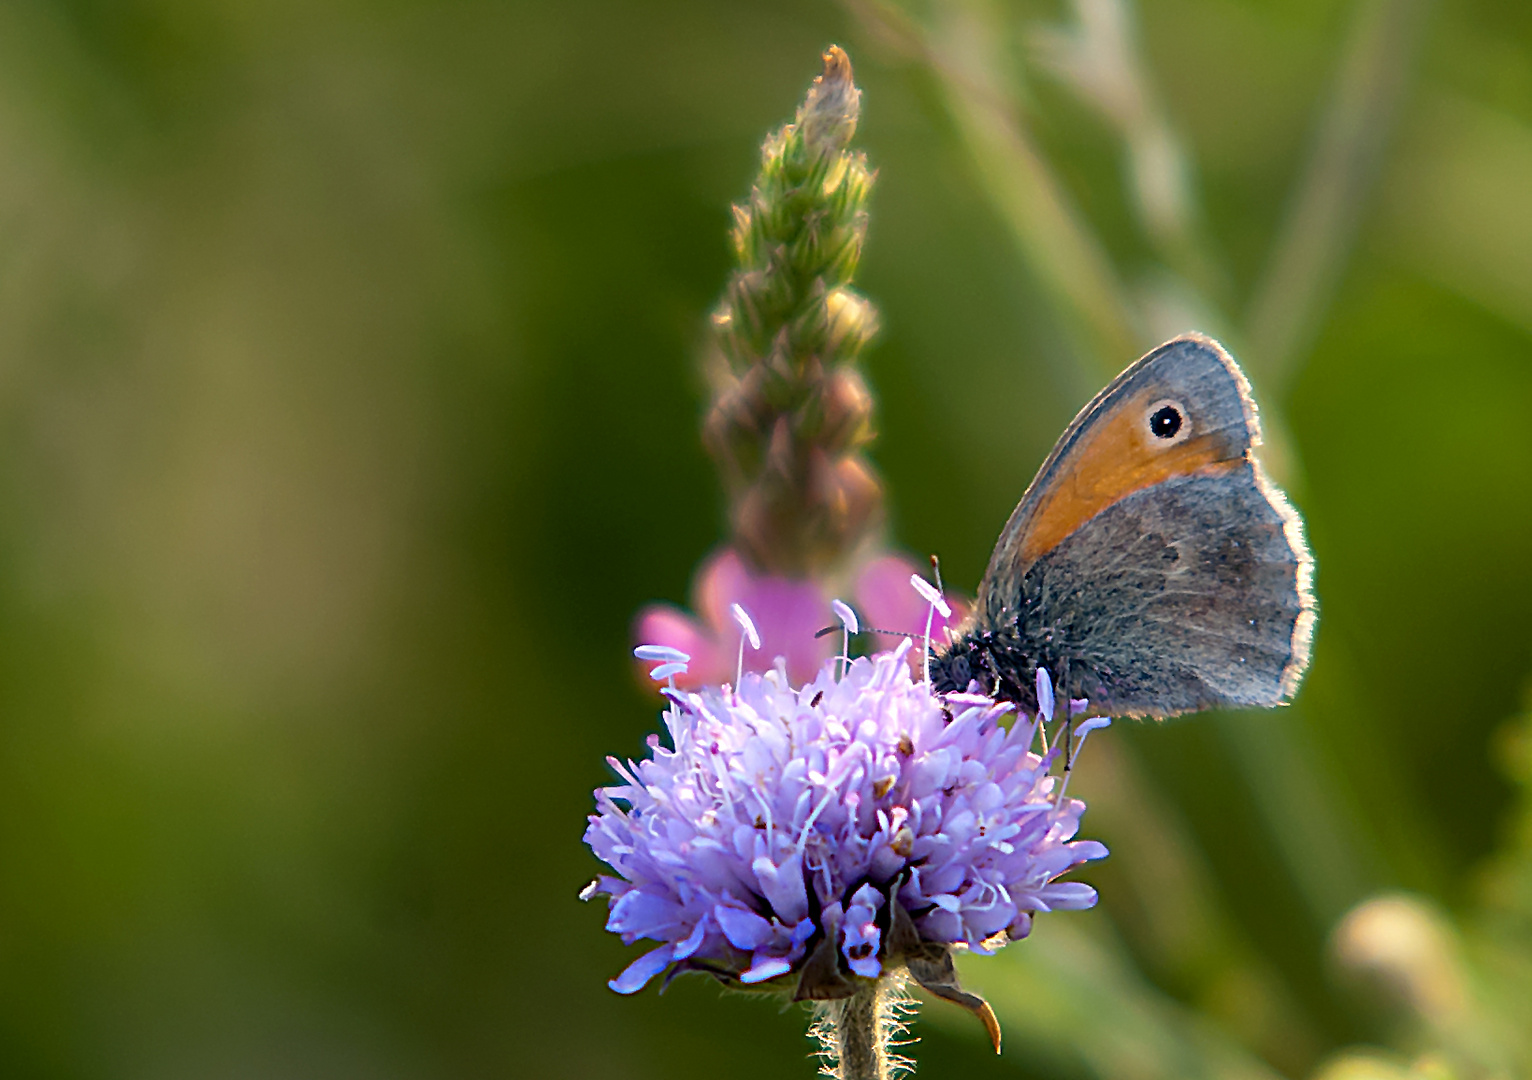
[1144,398,1190,446]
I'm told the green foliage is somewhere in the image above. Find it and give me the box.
[0,2,1530,1079]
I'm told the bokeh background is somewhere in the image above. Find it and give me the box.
[1,0,1531,1078]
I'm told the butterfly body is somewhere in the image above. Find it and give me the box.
[932,335,1315,719]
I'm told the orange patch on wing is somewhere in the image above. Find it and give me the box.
[1017,395,1244,566]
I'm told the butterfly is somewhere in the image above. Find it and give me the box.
[930,334,1316,719]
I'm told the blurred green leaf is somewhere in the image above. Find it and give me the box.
[0,1,1530,1078]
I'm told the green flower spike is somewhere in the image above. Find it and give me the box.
[703,46,883,577]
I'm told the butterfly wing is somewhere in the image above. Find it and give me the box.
[977,335,1315,716]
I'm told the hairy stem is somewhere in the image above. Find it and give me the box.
[830,982,888,1080]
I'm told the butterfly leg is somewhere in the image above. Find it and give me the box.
[979,648,1001,699]
[1058,657,1073,776]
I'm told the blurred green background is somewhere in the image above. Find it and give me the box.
[1,0,1531,1077]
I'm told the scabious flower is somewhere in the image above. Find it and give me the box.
[584,635,1107,1044]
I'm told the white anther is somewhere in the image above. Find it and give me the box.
[634,644,691,663]
[908,574,951,617]
[731,603,761,650]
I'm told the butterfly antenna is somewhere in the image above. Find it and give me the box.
[1058,659,1073,781]
[1056,660,1091,809]
[813,623,913,639]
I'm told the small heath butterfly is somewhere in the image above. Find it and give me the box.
[931,334,1316,718]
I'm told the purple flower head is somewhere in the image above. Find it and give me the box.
[584,638,1107,1003]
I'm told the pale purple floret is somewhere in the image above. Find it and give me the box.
[584,639,1108,994]
[842,884,885,978]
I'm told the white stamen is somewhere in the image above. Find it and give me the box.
[731,603,761,649]
[634,644,691,663]
[797,784,841,851]
[909,573,950,684]
[908,573,951,617]
[1055,716,1111,805]
[1075,717,1112,738]
[831,599,858,678]
[732,603,760,690]
[648,660,688,692]
[1036,667,1055,723]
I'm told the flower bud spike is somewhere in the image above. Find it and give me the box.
[700,47,883,574]
[595,51,1112,1072]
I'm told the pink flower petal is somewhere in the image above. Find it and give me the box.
[695,548,752,633]
[633,605,727,688]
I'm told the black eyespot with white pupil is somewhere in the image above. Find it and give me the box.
[1150,405,1182,439]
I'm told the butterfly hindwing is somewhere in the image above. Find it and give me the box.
[940,334,1316,718]
[1015,461,1313,716]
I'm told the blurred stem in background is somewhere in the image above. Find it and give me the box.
[845,0,1140,391]
[1247,0,1436,395]
[847,0,1431,391]
[1028,0,1229,312]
